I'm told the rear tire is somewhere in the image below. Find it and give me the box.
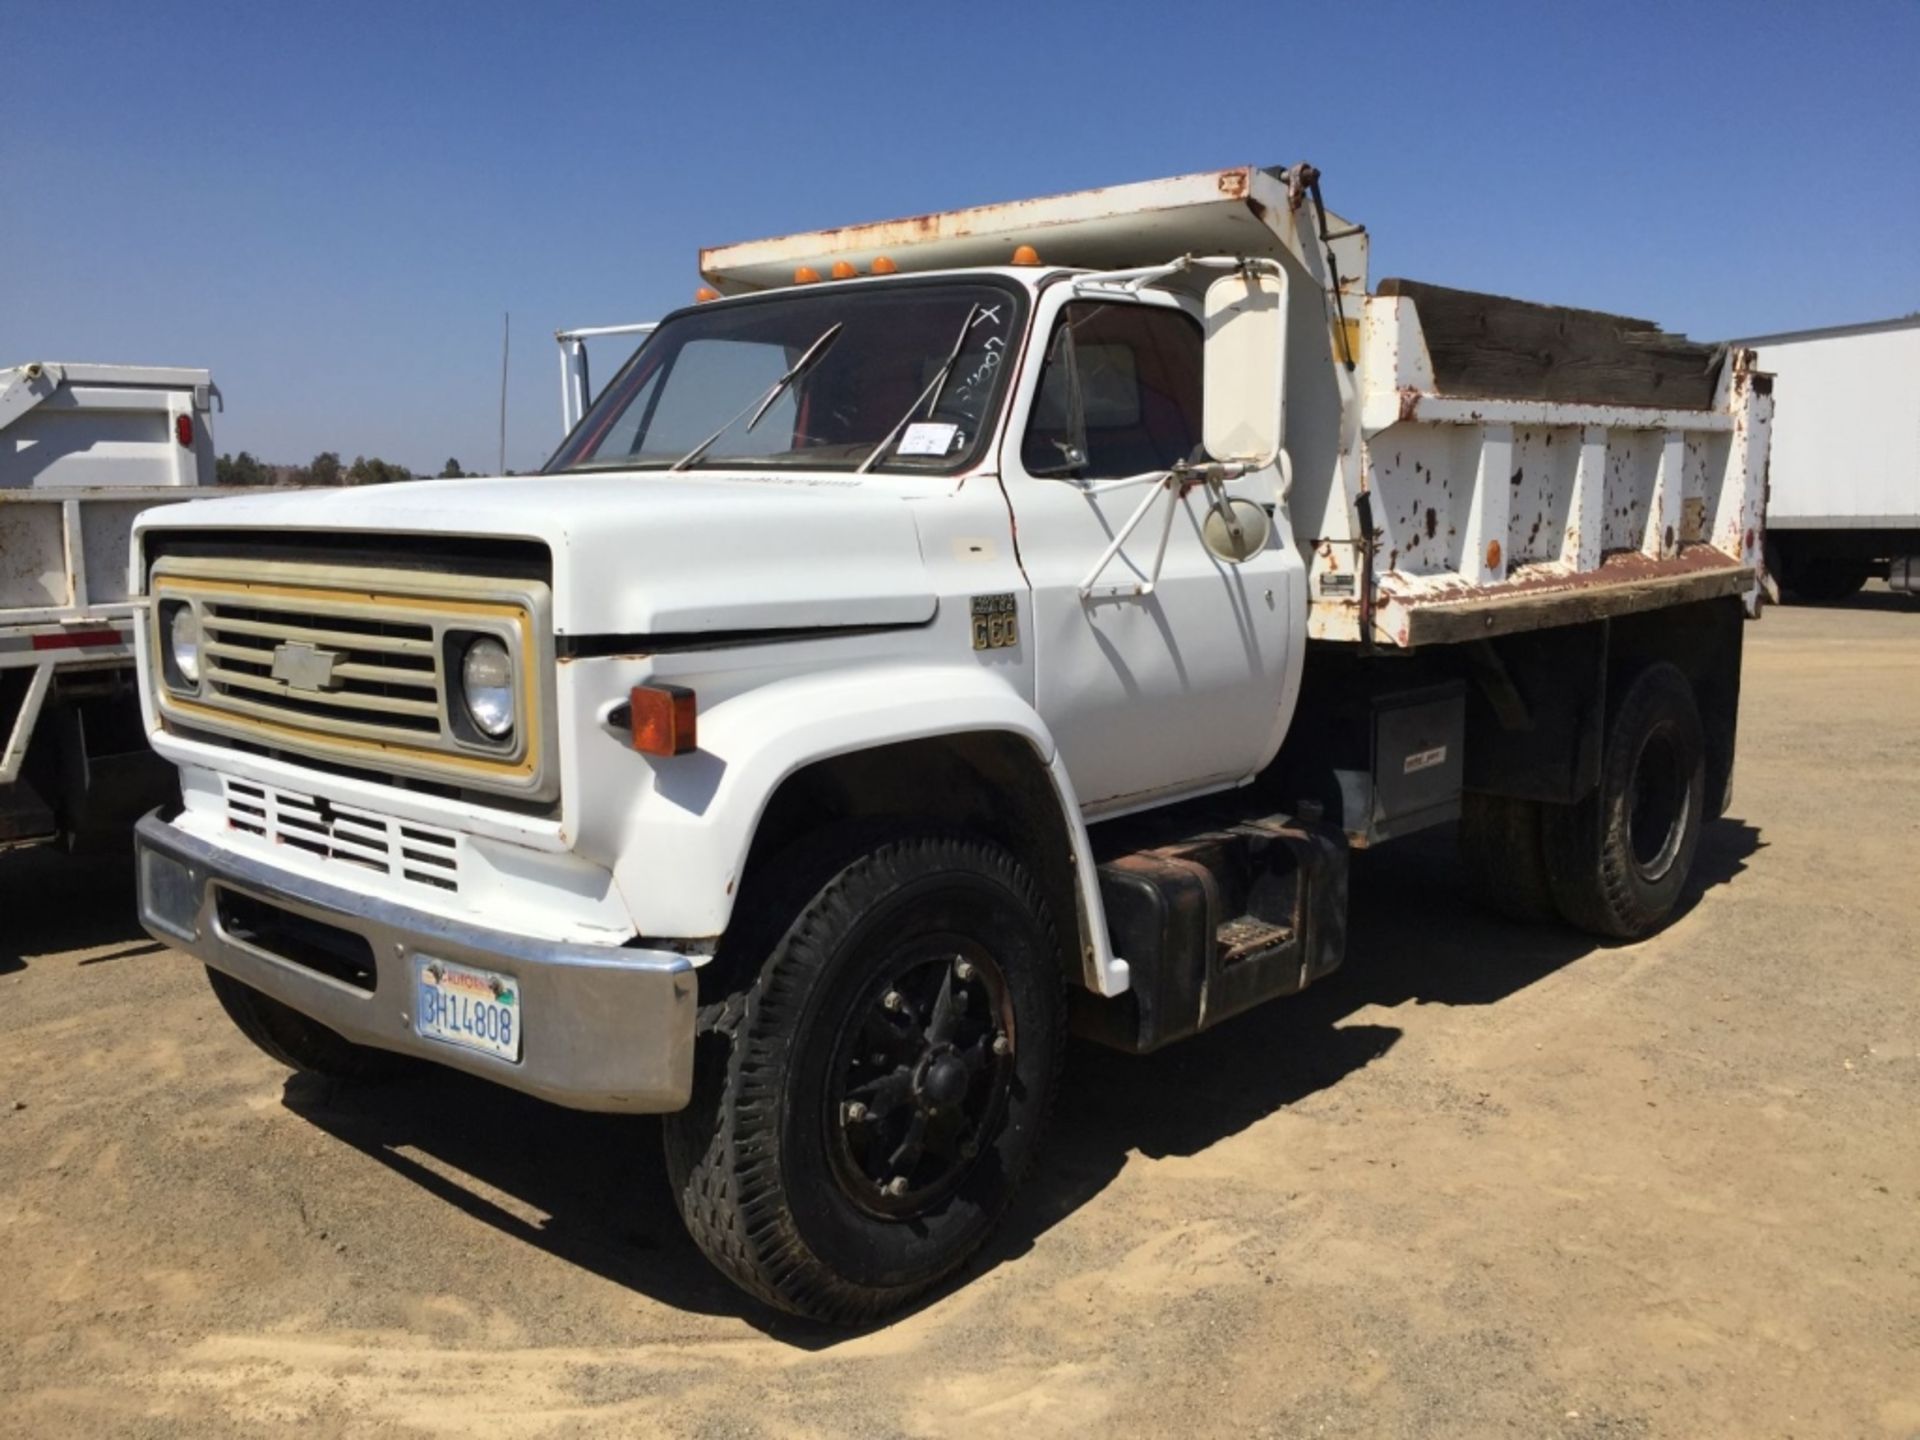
[1457,792,1559,922]
[1542,662,1706,940]
[205,967,407,1081]
[663,830,1065,1325]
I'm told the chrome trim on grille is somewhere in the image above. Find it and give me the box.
[223,776,463,892]
[149,556,556,801]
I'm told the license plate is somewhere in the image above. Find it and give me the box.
[414,957,521,1062]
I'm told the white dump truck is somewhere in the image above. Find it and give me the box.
[2,362,220,848]
[1738,314,1919,601]
[129,165,1770,1322]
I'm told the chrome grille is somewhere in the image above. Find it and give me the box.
[147,556,554,801]
[224,776,461,892]
[201,600,445,738]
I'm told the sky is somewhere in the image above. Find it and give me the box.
[5,0,1917,476]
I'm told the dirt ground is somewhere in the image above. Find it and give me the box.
[2,593,1916,1440]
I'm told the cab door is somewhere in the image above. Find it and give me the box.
[1001,286,1304,814]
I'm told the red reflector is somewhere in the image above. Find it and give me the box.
[32,628,122,651]
[175,413,194,448]
[628,684,697,756]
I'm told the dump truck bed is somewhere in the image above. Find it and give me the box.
[1314,288,1770,647]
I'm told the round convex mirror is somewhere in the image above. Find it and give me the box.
[1202,497,1273,563]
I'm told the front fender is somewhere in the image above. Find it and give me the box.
[593,662,1128,996]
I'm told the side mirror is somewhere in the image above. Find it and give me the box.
[1202,269,1287,470]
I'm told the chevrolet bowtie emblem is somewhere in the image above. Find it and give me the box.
[271,641,345,692]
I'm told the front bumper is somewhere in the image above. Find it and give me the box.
[135,811,697,1113]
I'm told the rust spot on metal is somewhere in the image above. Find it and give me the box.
[1511,467,1524,487]
[1398,388,1422,423]
[1425,508,1437,539]
[1743,528,1754,553]
[1216,168,1252,200]
[1664,524,1675,553]
[1486,540,1502,571]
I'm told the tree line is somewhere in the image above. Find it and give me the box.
[214,452,472,486]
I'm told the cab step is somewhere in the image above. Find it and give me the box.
[1076,814,1349,1053]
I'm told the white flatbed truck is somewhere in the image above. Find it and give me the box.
[2,362,220,848]
[129,164,1770,1322]
[1738,314,1920,601]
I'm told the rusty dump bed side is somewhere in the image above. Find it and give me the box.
[1298,288,1772,649]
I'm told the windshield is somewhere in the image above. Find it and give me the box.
[547,280,1026,475]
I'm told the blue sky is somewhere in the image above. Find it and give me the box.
[5,0,1916,474]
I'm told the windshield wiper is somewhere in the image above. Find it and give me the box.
[856,304,983,474]
[670,322,843,473]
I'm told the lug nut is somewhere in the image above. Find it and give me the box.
[954,959,976,982]
[991,1034,1012,1057]
[882,990,905,1012]
[884,1177,909,1197]
[843,1101,868,1123]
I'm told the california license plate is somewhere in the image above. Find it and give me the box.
[414,957,521,1062]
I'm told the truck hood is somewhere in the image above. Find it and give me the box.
[133,472,941,637]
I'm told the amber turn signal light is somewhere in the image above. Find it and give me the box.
[612,684,697,756]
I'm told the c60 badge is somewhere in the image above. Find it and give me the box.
[970,593,1019,651]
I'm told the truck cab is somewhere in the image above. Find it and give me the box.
[129,165,1770,1323]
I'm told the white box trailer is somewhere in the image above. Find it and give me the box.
[2,362,220,847]
[1739,315,1920,600]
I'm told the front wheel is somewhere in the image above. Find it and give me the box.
[663,831,1065,1325]
[205,967,407,1081]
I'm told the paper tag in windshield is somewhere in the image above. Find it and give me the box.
[898,422,960,457]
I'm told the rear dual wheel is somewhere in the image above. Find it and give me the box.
[1460,662,1706,940]
[664,830,1064,1325]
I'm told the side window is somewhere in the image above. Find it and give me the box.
[1021,302,1203,480]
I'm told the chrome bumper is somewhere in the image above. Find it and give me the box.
[135,811,697,1113]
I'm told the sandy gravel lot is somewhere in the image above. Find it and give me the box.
[3,594,1916,1439]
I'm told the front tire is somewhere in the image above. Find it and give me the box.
[205,967,407,1081]
[663,831,1065,1324]
[1542,662,1706,939]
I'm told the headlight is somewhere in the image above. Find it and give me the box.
[460,636,514,739]
[168,604,202,685]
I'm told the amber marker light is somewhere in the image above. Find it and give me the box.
[694,286,720,303]
[870,256,897,274]
[793,266,821,284]
[830,260,858,279]
[1011,244,1041,265]
[622,684,697,757]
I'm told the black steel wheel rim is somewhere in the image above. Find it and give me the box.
[824,935,1017,1219]
[1627,721,1690,883]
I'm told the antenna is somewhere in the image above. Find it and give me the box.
[498,311,510,474]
